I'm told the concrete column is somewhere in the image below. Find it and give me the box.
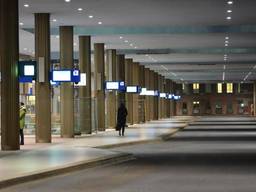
[153,72,159,120]
[79,36,92,134]
[159,76,165,118]
[254,81,256,116]
[116,55,125,105]
[158,75,161,119]
[35,13,51,143]
[132,62,140,124]
[125,58,133,124]
[60,26,74,138]
[171,81,176,116]
[138,65,146,123]
[165,79,171,117]
[106,49,117,128]
[170,81,176,116]
[0,0,19,150]
[144,68,151,121]
[94,43,105,131]
[149,70,155,120]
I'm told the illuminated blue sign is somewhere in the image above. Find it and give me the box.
[105,81,126,91]
[19,61,37,83]
[51,69,80,83]
[126,86,142,93]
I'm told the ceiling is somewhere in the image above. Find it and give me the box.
[18,0,256,83]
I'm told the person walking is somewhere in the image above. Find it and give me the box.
[117,103,128,136]
[19,102,26,145]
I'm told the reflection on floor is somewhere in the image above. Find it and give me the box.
[0,117,192,186]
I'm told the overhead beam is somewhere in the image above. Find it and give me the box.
[24,24,256,35]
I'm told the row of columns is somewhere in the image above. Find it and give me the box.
[0,2,177,150]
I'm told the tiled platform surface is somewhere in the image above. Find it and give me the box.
[0,117,192,188]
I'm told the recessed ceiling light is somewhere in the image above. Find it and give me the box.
[146,54,149,57]
[24,4,29,8]
[226,16,232,20]
[98,21,102,25]
[225,36,229,40]
[134,46,137,49]
[77,8,83,11]
[225,41,229,43]
[227,10,232,13]
[89,15,94,18]
[52,19,57,22]
[19,22,24,26]
[225,44,229,46]
[124,40,129,43]
[23,48,28,51]
[227,1,233,5]
[65,0,71,2]
[129,44,133,47]
[119,36,123,39]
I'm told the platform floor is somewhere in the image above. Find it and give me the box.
[2,116,256,192]
[0,117,191,188]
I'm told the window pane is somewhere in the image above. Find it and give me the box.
[227,83,233,93]
[217,83,222,93]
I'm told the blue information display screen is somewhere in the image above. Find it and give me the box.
[126,86,142,93]
[105,81,126,91]
[19,61,37,83]
[51,69,80,83]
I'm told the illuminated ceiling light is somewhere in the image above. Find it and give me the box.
[98,21,102,25]
[19,22,24,26]
[119,36,123,39]
[52,19,57,22]
[225,41,229,43]
[77,8,83,11]
[134,46,137,49]
[225,37,229,40]
[129,43,133,47]
[56,35,60,39]
[23,48,28,51]
[224,54,227,57]
[65,0,71,2]
[225,44,228,46]
[124,40,129,43]
[24,4,29,7]
[227,1,233,5]
[226,16,232,20]
[89,15,94,18]
[74,43,77,46]
[146,54,149,57]
[227,10,232,13]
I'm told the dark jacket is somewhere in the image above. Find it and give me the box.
[117,104,128,127]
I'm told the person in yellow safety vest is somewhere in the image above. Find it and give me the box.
[19,102,26,145]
